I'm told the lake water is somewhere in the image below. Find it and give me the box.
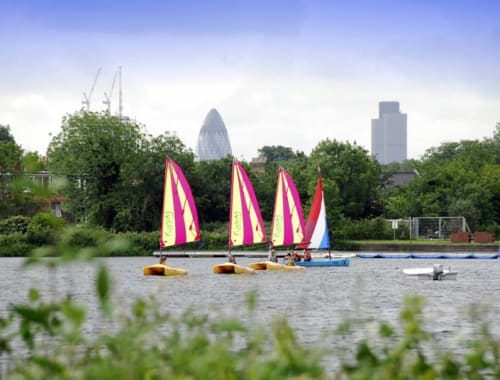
[1,255,500,373]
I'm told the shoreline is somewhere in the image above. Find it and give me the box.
[154,242,499,258]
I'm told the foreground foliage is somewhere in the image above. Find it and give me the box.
[1,233,500,379]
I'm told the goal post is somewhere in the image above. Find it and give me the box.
[385,217,469,240]
[409,216,469,240]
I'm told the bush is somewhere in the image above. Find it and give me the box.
[25,223,52,245]
[111,208,135,232]
[200,229,228,249]
[30,211,65,231]
[0,225,161,257]
[335,217,393,240]
[58,226,107,248]
[201,221,227,232]
[331,240,360,251]
[0,233,34,256]
[115,231,159,256]
[25,212,66,245]
[0,215,31,234]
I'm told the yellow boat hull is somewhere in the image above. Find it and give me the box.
[248,261,271,270]
[248,261,305,271]
[213,262,256,274]
[143,264,187,276]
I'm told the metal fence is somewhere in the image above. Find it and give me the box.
[387,216,469,240]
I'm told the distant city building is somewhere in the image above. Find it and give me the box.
[195,108,232,161]
[250,153,267,173]
[385,170,418,187]
[371,101,407,164]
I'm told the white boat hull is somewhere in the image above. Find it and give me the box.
[403,264,458,280]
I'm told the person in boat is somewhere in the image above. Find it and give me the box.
[303,251,312,261]
[432,264,444,280]
[268,249,277,262]
[292,251,301,262]
[285,253,295,266]
[159,255,167,265]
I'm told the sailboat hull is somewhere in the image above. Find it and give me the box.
[248,261,305,271]
[295,258,350,267]
[403,266,458,280]
[143,264,188,276]
[213,262,256,274]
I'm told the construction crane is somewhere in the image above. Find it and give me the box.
[118,66,123,117]
[82,67,101,110]
[103,69,118,113]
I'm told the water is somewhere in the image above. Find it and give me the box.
[2,255,500,372]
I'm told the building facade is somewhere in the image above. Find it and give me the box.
[371,101,407,164]
[195,108,232,161]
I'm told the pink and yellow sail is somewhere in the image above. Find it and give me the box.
[271,167,305,247]
[229,160,267,247]
[160,158,200,248]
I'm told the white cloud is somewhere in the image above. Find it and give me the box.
[1,4,499,162]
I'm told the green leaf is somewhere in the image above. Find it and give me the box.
[96,264,111,315]
[28,288,40,302]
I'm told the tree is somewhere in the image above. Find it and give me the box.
[491,122,500,148]
[0,124,24,218]
[191,157,233,224]
[382,126,500,230]
[119,132,196,232]
[48,111,196,232]
[480,163,500,227]
[258,145,297,162]
[251,160,279,222]
[22,152,47,173]
[48,111,144,229]
[0,124,16,143]
[380,159,419,174]
[309,139,382,221]
[0,124,22,173]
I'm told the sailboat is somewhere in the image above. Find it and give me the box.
[403,264,458,280]
[295,169,349,267]
[213,160,264,274]
[143,158,200,276]
[248,167,305,271]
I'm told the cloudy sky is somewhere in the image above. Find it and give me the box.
[1,0,499,161]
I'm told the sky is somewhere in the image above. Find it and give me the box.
[1,0,499,162]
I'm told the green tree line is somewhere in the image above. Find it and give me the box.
[1,112,499,237]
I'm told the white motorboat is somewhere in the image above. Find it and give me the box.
[403,264,458,280]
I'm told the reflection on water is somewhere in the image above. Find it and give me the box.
[1,255,500,371]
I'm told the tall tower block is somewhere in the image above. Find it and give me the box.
[371,101,407,164]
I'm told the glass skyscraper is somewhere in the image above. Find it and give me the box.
[195,108,232,161]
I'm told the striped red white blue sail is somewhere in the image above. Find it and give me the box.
[271,167,305,247]
[301,171,330,249]
[229,160,267,247]
[160,158,200,248]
